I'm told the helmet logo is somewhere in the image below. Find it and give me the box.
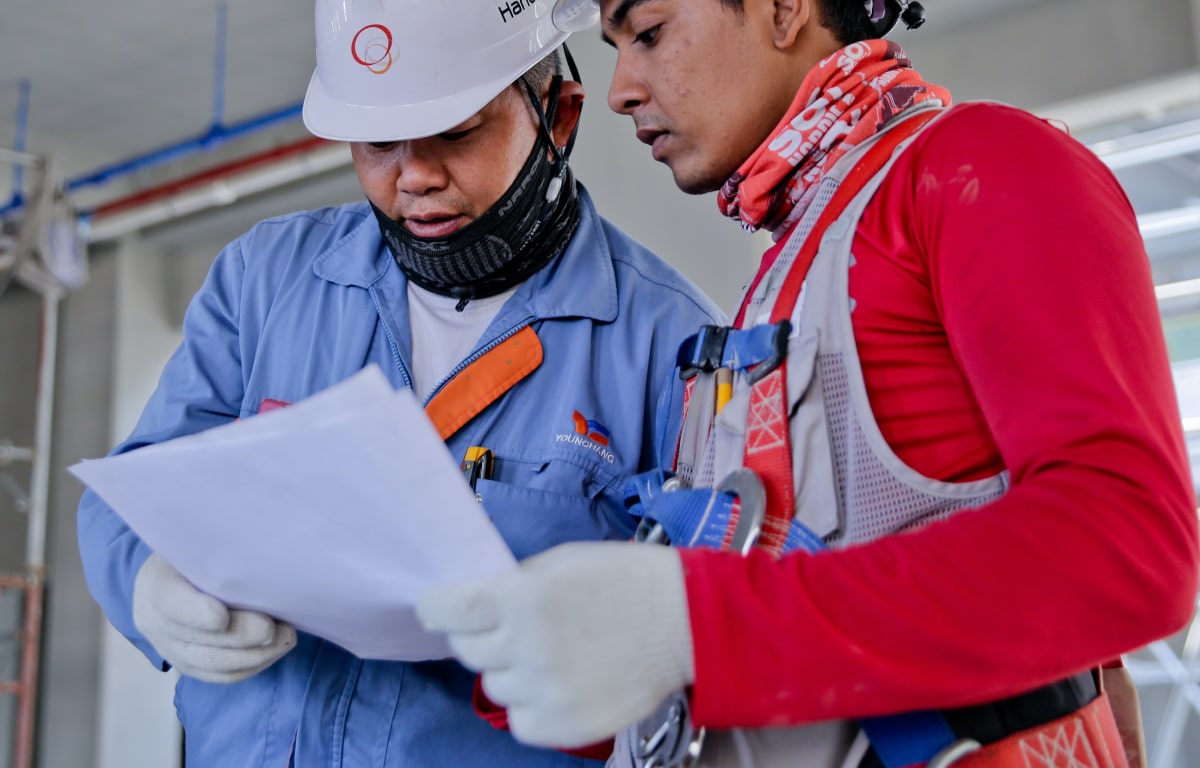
[350,24,394,75]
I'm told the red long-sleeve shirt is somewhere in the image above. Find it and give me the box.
[682,102,1200,728]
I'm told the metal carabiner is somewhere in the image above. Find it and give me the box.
[716,468,767,556]
[630,472,765,768]
[634,691,706,768]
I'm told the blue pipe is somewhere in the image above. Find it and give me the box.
[0,3,306,220]
[64,101,303,194]
[0,101,304,220]
[8,79,31,210]
[67,0,299,196]
[213,4,228,126]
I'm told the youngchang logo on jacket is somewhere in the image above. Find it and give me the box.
[556,410,616,463]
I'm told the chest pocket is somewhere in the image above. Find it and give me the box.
[474,456,631,561]
[427,326,636,558]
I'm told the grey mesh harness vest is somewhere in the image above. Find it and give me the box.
[625,104,1012,768]
[725,102,1009,552]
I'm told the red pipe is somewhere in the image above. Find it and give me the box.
[0,573,42,768]
[15,570,42,768]
[91,136,335,219]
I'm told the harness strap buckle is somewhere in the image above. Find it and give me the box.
[745,319,791,385]
[676,321,790,382]
[677,325,730,380]
[630,470,766,553]
[630,474,683,546]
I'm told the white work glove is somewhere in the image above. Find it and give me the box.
[417,541,695,749]
[133,553,297,684]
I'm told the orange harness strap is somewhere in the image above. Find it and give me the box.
[424,326,543,440]
[957,691,1128,768]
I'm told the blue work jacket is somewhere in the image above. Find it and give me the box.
[77,188,723,768]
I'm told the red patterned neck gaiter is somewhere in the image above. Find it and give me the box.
[717,40,951,233]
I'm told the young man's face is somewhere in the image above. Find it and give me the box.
[600,0,794,195]
[352,84,566,238]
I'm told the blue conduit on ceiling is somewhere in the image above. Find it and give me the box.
[63,101,303,195]
[7,79,31,211]
[0,2,304,220]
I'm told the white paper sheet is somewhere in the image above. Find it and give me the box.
[70,365,516,661]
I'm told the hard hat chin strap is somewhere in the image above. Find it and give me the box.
[520,44,584,215]
[373,126,581,310]
[376,44,586,311]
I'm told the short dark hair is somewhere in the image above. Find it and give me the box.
[718,0,873,45]
[521,49,563,94]
[817,0,874,43]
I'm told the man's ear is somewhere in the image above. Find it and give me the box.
[771,0,812,49]
[549,80,585,148]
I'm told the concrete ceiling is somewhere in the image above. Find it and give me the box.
[1,1,316,182]
[3,0,1176,193]
[2,0,1200,291]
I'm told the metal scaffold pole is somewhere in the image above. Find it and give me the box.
[20,294,56,768]
[0,292,58,768]
[1,76,75,768]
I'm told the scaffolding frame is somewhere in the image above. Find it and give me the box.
[0,145,61,768]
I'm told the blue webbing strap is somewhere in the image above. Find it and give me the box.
[777,518,957,768]
[644,487,734,550]
[675,323,784,379]
[859,712,957,768]
[626,473,957,768]
[633,319,960,767]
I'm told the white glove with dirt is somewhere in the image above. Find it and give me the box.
[133,553,297,683]
[417,541,695,749]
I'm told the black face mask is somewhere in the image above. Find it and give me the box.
[371,122,580,311]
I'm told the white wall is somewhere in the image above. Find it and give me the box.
[95,235,182,768]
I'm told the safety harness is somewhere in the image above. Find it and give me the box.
[623,104,1127,768]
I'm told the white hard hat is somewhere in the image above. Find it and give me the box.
[303,0,600,142]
